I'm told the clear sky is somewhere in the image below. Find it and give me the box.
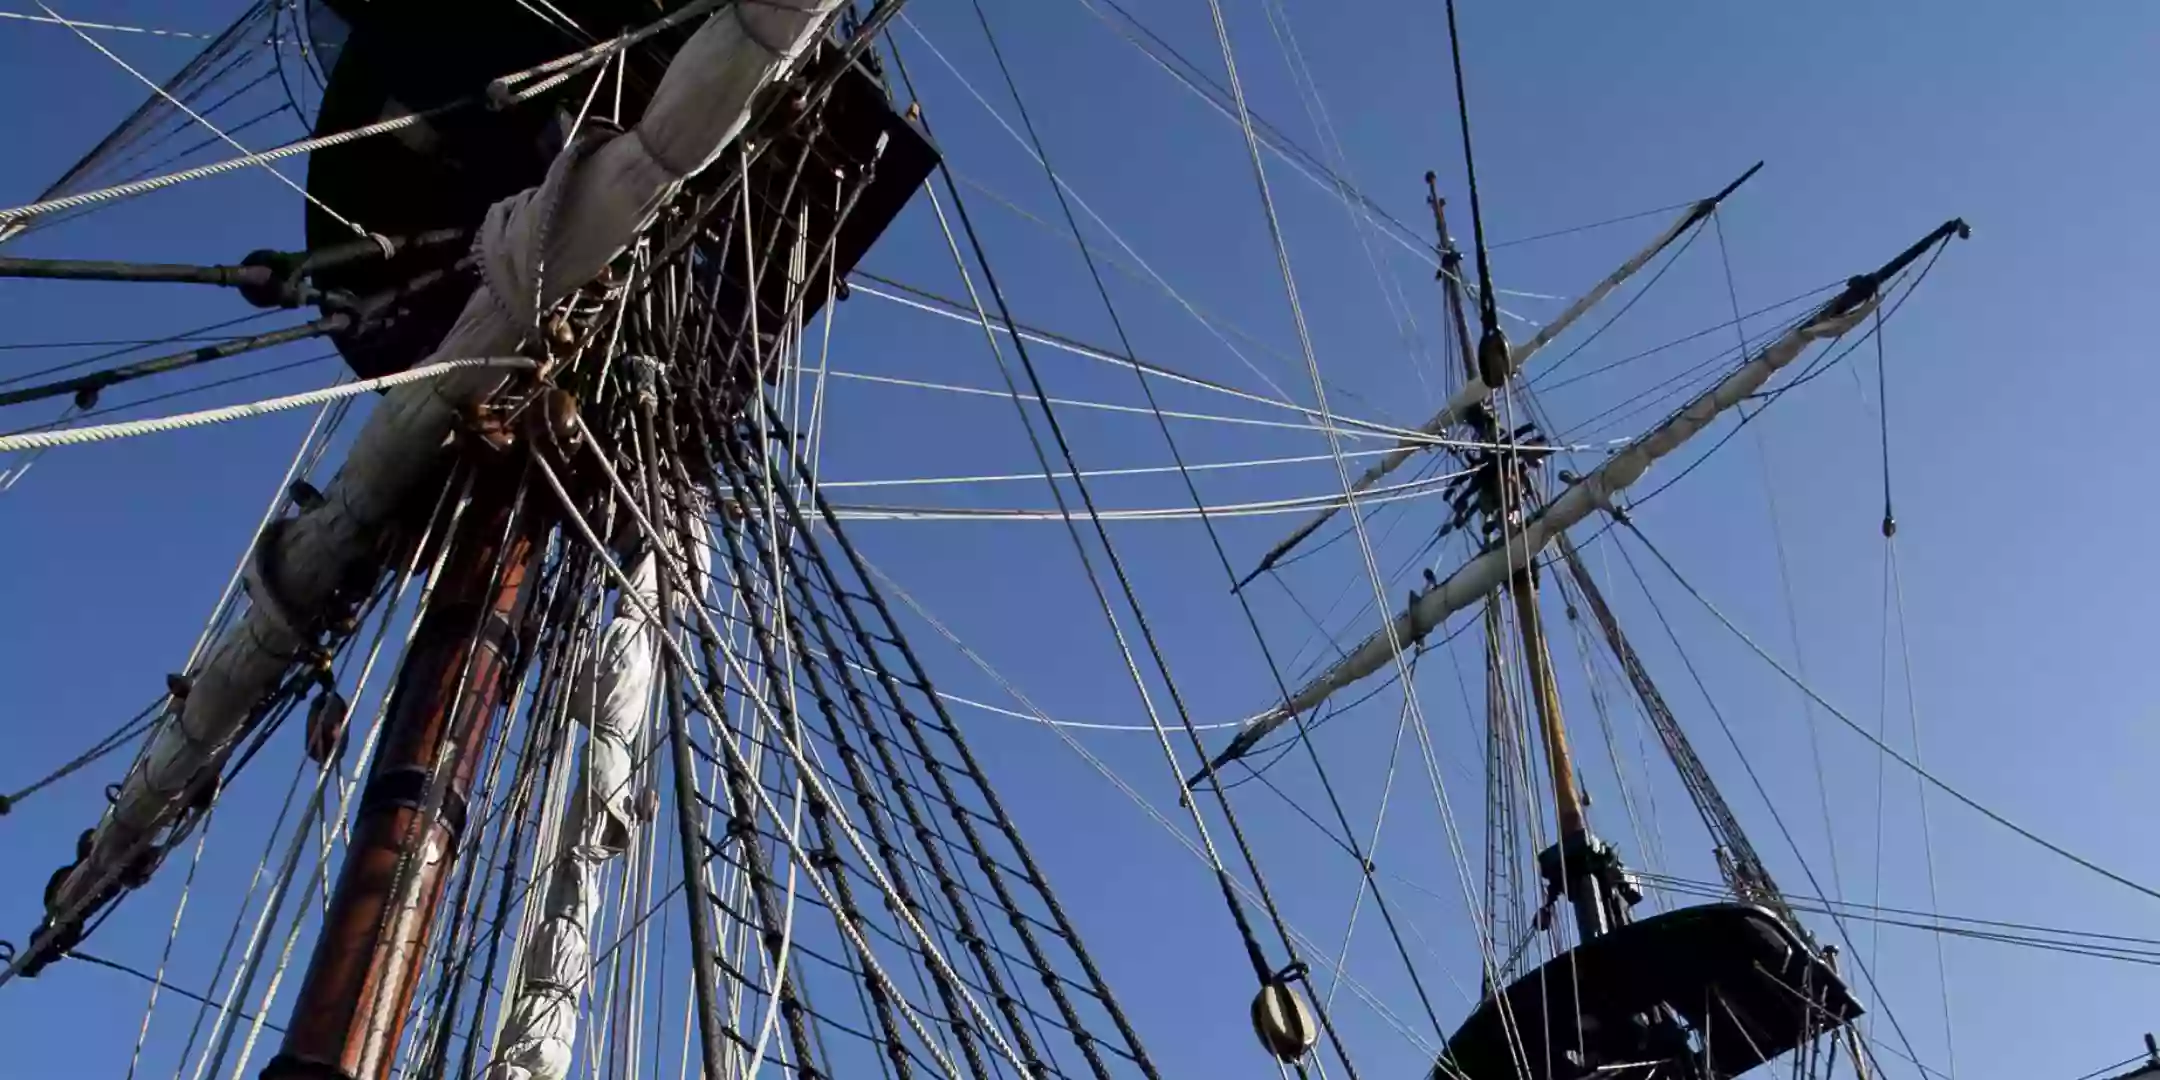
[2,2,2158,1078]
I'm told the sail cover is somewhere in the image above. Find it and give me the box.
[43,0,848,936]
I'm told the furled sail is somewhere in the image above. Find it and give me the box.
[1196,218,1966,781]
[487,517,710,1080]
[35,0,849,957]
[1240,163,1763,584]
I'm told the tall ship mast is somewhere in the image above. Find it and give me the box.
[0,2,2152,1079]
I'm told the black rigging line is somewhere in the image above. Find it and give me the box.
[713,430,1057,1078]
[0,308,283,386]
[0,350,339,438]
[1083,0,1433,256]
[1442,0,1498,343]
[1649,879,2160,967]
[968,0,1463,1052]
[888,27,1304,997]
[1608,525,1936,1078]
[1636,871,2160,953]
[888,27,1391,1079]
[69,949,288,1036]
[1530,219,1710,383]
[1,696,163,814]
[1618,519,2160,907]
[0,334,251,351]
[2065,1052,2157,1080]
[1080,0,1680,261]
[1875,302,1896,537]
[1489,201,1695,251]
[0,315,345,409]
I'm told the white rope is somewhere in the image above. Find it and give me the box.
[0,105,437,226]
[849,280,1407,437]
[1257,0,1439,409]
[0,0,680,228]
[901,15,1314,405]
[856,554,1444,1056]
[0,9,206,38]
[1198,0,1516,1034]
[830,465,1473,522]
[488,0,721,106]
[932,685,1242,732]
[0,358,535,453]
[816,365,1365,436]
[533,445,1012,1080]
[816,444,1454,489]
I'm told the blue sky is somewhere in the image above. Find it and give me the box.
[2,1,2158,1078]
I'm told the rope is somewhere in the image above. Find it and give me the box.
[896,16,1317,407]
[830,467,1475,523]
[855,554,1442,1059]
[1620,519,2160,905]
[819,444,1464,489]
[1713,213,1849,916]
[33,1,364,236]
[1195,0,1505,1063]
[898,20,1303,1008]
[0,10,208,37]
[971,0,1449,1044]
[533,444,1002,1080]
[0,357,534,453]
[0,104,442,226]
[0,0,715,227]
[1440,0,1499,333]
[0,698,158,811]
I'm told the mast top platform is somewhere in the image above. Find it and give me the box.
[300,0,936,380]
[1437,903,1861,1080]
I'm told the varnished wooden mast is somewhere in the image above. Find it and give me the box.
[263,456,542,1080]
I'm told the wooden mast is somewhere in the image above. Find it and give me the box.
[1426,174,1607,943]
[263,455,542,1080]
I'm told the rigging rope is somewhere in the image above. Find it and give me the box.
[1712,212,1850,915]
[0,10,207,37]
[968,0,1449,1047]
[891,40,1324,1044]
[1441,0,1499,337]
[0,696,160,814]
[1619,519,2160,906]
[1607,526,1935,1075]
[534,443,1007,1080]
[857,552,1445,1059]
[32,1,364,236]
[0,357,534,453]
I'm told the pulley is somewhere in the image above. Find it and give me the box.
[305,689,350,765]
[287,479,326,512]
[1249,968,1319,1064]
[1476,324,1511,390]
